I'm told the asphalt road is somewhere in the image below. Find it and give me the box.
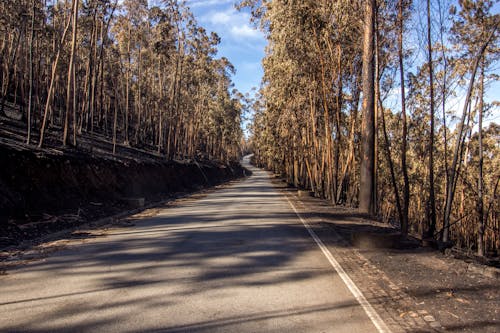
[0,157,382,332]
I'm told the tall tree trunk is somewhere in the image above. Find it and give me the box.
[157,59,164,154]
[27,0,35,145]
[89,9,98,134]
[426,0,437,238]
[359,0,376,215]
[38,6,73,148]
[398,0,409,236]
[98,0,118,135]
[124,24,131,146]
[72,39,77,146]
[113,92,118,155]
[135,44,142,145]
[477,62,485,256]
[437,0,450,220]
[63,0,79,147]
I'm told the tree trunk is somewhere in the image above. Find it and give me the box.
[399,0,410,236]
[135,43,142,145]
[38,6,73,148]
[124,24,131,146]
[477,62,485,256]
[426,0,437,238]
[63,0,79,147]
[157,59,164,154]
[359,0,376,215]
[27,0,35,145]
[443,25,497,242]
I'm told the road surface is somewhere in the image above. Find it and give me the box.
[0,157,383,332]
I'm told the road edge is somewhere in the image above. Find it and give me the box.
[285,195,392,333]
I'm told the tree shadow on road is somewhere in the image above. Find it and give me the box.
[0,169,370,331]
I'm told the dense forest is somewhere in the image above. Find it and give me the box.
[0,0,243,162]
[241,0,499,256]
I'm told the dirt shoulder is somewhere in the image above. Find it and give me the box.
[278,181,499,333]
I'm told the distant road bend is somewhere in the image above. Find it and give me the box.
[0,156,388,332]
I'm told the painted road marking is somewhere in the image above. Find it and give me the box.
[286,196,392,333]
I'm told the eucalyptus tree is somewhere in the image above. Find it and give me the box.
[442,0,499,244]
[3,0,242,162]
[62,0,78,147]
[243,0,499,255]
[240,0,364,203]
[426,0,437,239]
[359,0,376,215]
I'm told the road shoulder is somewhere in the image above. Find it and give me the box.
[275,180,499,333]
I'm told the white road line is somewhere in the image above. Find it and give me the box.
[285,196,392,333]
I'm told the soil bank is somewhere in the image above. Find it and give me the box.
[0,145,246,246]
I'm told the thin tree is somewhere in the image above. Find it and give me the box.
[443,23,498,242]
[359,0,376,215]
[26,0,35,145]
[477,61,485,256]
[38,4,73,148]
[426,0,437,238]
[63,0,79,146]
[399,0,410,236]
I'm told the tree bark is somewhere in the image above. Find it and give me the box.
[426,0,437,238]
[359,0,376,215]
[63,0,79,147]
[477,62,484,256]
[27,0,35,145]
[38,5,73,148]
[398,0,410,236]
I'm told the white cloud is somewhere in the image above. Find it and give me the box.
[209,11,232,25]
[199,8,262,40]
[185,1,266,95]
[231,24,260,38]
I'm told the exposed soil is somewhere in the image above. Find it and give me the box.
[362,246,499,332]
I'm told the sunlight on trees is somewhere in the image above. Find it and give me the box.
[241,0,499,256]
[0,0,243,163]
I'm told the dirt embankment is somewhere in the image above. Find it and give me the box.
[0,145,246,246]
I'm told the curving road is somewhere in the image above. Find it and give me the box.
[0,157,382,332]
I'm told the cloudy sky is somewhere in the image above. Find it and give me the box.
[186,0,266,96]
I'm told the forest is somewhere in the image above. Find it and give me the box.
[0,0,243,163]
[241,0,499,256]
[1,2,499,331]
[1,0,499,257]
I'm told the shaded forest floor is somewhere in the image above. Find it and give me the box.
[0,112,246,248]
[276,178,499,333]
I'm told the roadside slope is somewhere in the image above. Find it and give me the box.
[0,144,245,246]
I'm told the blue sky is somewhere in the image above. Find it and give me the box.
[186,0,266,96]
